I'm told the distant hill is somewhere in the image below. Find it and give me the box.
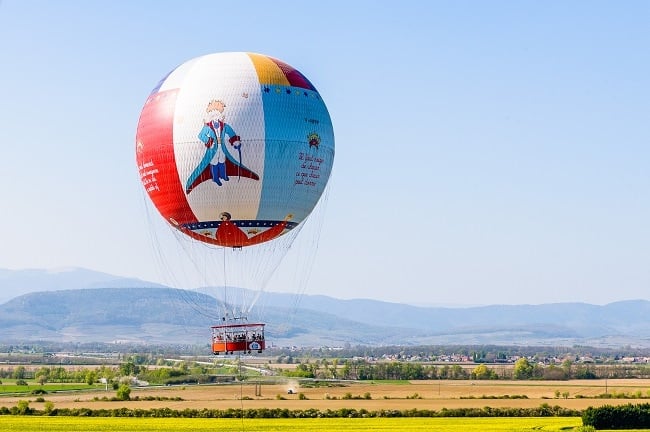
[260,292,650,346]
[0,267,165,304]
[0,287,398,347]
[1,268,650,348]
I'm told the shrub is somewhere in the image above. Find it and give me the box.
[14,400,32,415]
[116,385,131,401]
[43,401,54,414]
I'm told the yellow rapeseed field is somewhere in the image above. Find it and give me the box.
[1,416,584,432]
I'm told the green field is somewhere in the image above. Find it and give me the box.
[0,416,589,431]
[0,383,103,394]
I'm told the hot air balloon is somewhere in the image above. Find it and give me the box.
[136,52,334,354]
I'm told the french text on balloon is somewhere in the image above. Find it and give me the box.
[138,160,160,193]
[295,152,324,187]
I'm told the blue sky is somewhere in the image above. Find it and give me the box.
[0,1,648,306]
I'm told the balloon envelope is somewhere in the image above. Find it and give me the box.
[136,52,334,247]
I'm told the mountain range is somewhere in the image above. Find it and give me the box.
[1,268,649,348]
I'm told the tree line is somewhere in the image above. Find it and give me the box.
[2,356,649,387]
[278,358,650,381]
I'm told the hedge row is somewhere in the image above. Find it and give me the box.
[582,403,650,429]
[0,404,580,418]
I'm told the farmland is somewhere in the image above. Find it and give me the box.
[3,350,650,430]
[0,416,585,432]
[3,363,650,431]
[3,378,650,412]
